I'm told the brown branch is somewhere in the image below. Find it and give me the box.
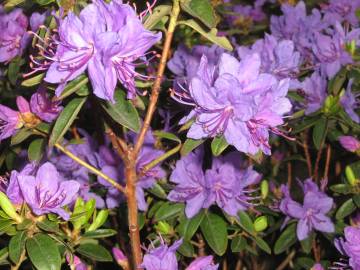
[302,131,312,177]
[276,250,296,270]
[324,144,331,181]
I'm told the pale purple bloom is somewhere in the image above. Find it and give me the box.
[339,136,360,152]
[29,12,47,32]
[66,255,87,270]
[186,256,219,270]
[173,52,292,155]
[311,263,324,270]
[322,0,360,26]
[141,239,182,270]
[30,88,63,122]
[300,71,327,115]
[0,96,31,141]
[280,179,334,240]
[17,162,80,220]
[341,79,360,123]
[44,3,106,96]
[335,226,360,269]
[0,8,29,62]
[6,163,37,205]
[226,3,266,25]
[89,0,161,100]
[168,150,208,218]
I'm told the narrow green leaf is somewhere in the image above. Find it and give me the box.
[144,5,172,30]
[178,20,233,51]
[154,202,185,222]
[237,211,255,235]
[291,117,320,134]
[28,138,46,162]
[83,229,117,239]
[177,240,195,258]
[9,231,27,264]
[200,212,228,256]
[49,97,87,147]
[57,75,89,100]
[312,118,328,149]
[76,244,112,262]
[153,131,181,143]
[11,129,33,146]
[181,0,218,28]
[26,233,61,270]
[148,183,168,199]
[36,220,60,234]
[274,223,297,255]
[21,73,45,87]
[211,136,229,156]
[101,90,140,132]
[0,220,14,231]
[8,57,24,85]
[231,235,246,252]
[336,198,357,220]
[253,236,271,254]
[177,210,205,241]
[181,138,205,156]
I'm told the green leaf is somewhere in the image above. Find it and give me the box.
[253,236,271,254]
[4,0,25,8]
[101,90,140,132]
[237,211,255,235]
[181,0,218,28]
[292,117,320,134]
[8,57,24,85]
[300,232,313,254]
[177,240,195,257]
[178,20,233,51]
[49,97,87,147]
[0,247,9,265]
[83,229,117,239]
[26,233,61,270]
[28,138,46,162]
[11,129,33,146]
[211,136,229,156]
[57,75,89,100]
[336,198,357,220]
[231,235,246,252]
[0,220,14,231]
[21,73,45,87]
[76,244,112,262]
[330,184,352,194]
[36,0,55,5]
[154,202,184,222]
[312,118,328,149]
[328,68,347,95]
[177,210,205,241]
[153,131,181,143]
[181,138,205,156]
[148,183,168,199]
[295,257,315,269]
[36,220,60,234]
[200,212,228,256]
[274,223,297,255]
[9,231,27,264]
[144,5,172,30]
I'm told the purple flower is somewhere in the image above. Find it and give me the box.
[280,179,334,240]
[17,162,80,220]
[339,136,360,152]
[66,255,87,270]
[44,3,106,96]
[112,247,128,268]
[311,263,324,270]
[29,12,47,32]
[0,8,29,62]
[335,226,360,269]
[300,71,327,115]
[186,256,219,270]
[168,150,208,218]
[341,79,359,123]
[7,163,37,205]
[141,239,183,270]
[88,0,161,100]
[30,88,63,122]
[322,0,360,26]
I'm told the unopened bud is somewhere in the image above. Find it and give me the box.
[0,192,22,223]
[345,166,358,186]
[155,221,172,235]
[260,180,269,200]
[112,247,129,269]
[254,216,268,232]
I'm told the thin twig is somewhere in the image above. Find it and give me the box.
[11,249,26,270]
[324,145,331,180]
[54,143,126,194]
[302,131,312,176]
[276,250,296,270]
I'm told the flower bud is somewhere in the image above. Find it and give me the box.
[87,209,108,231]
[311,263,324,270]
[345,166,358,186]
[339,136,360,152]
[155,221,172,235]
[254,216,268,232]
[0,192,22,223]
[112,247,129,269]
[260,180,269,199]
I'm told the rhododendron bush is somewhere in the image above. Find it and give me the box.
[1,0,360,269]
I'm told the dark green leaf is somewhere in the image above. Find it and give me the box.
[9,231,27,264]
[144,5,172,30]
[8,57,24,85]
[36,220,60,234]
[57,75,89,100]
[328,68,347,95]
[0,220,14,232]
[11,129,33,146]
[300,232,314,254]
[177,20,233,51]
[312,118,328,149]
[154,202,184,222]
[49,97,87,146]
[295,257,315,269]
[231,235,246,252]
[177,210,205,241]
[148,183,167,199]
[181,0,218,28]
[237,211,255,235]
[76,244,112,262]
[16,219,32,231]
[28,138,46,162]
[101,90,140,132]
[253,236,271,254]
[181,138,205,156]
[200,212,228,256]
[83,229,117,239]
[211,136,229,156]
[177,240,195,258]
[330,184,352,194]
[292,117,320,134]
[4,0,25,8]
[36,0,55,5]
[336,198,357,220]
[153,131,181,143]
[274,223,297,255]
[26,233,61,270]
